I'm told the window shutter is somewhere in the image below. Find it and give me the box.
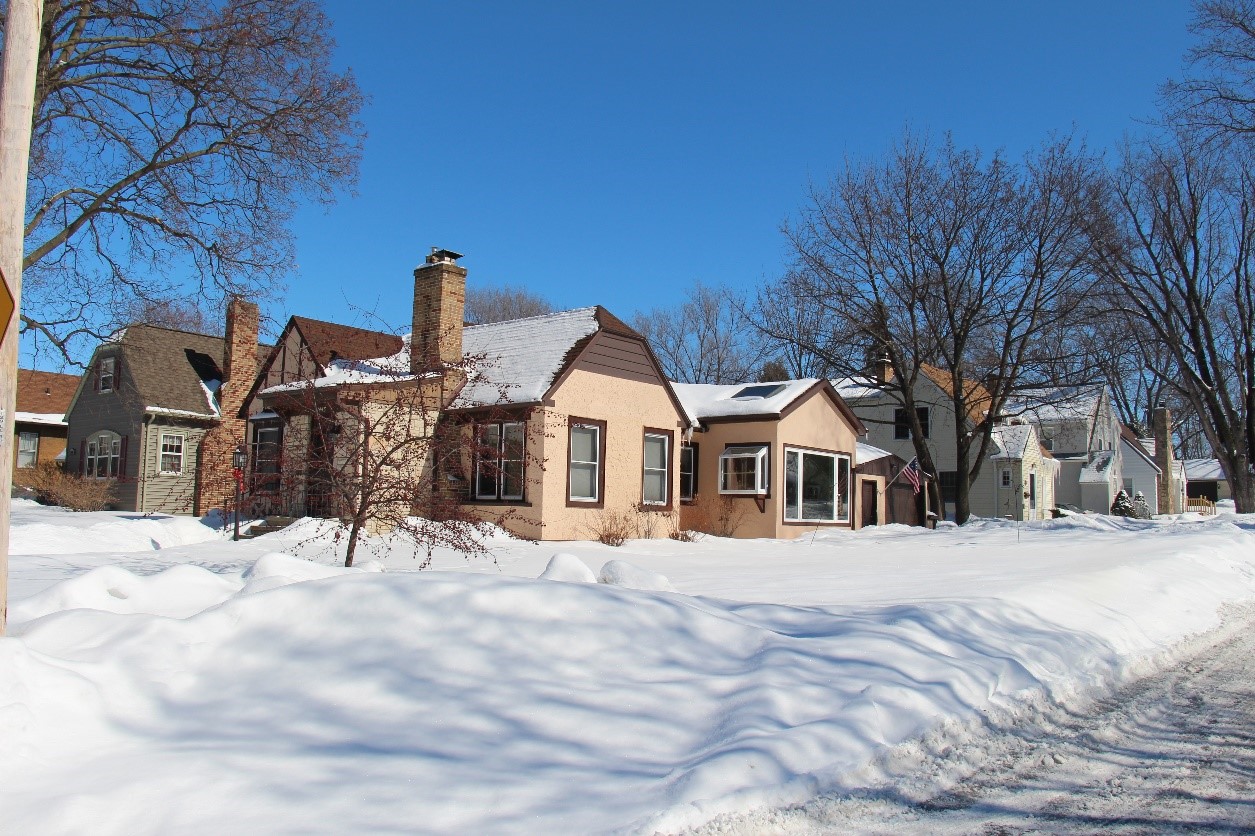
[119,435,128,478]
[92,363,99,392]
[79,437,87,474]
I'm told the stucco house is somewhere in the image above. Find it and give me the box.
[64,300,261,515]
[13,369,79,471]
[670,379,866,537]
[242,249,692,541]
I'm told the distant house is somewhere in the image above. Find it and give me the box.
[974,421,1059,521]
[241,250,691,541]
[834,363,993,520]
[1003,386,1126,514]
[1184,459,1230,502]
[13,369,79,471]
[670,379,866,537]
[64,300,261,515]
[1118,425,1163,513]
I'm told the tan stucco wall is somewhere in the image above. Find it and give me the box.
[682,389,861,540]
[461,365,686,541]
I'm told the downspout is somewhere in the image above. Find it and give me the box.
[140,415,150,512]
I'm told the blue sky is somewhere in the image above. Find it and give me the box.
[263,2,1192,333]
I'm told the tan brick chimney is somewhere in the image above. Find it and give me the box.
[874,356,894,384]
[1152,402,1176,514]
[411,248,467,374]
[195,297,260,516]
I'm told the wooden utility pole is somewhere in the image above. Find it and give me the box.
[0,0,45,634]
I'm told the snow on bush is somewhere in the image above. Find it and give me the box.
[538,552,597,583]
[598,559,677,592]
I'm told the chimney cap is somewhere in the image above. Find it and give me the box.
[426,247,464,265]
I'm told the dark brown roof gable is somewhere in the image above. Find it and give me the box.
[593,306,642,339]
[114,324,228,416]
[16,369,80,414]
[290,316,403,365]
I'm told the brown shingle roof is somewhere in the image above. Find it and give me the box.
[114,324,228,417]
[16,369,80,415]
[919,364,993,427]
[290,316,403,365]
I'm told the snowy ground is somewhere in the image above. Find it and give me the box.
[4,499,1255,834]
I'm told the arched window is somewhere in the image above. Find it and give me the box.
[85,431,122,479]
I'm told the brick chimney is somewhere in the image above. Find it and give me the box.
[1152,402,1175,514]
[194,296,260,516]
[874,356,894,384]
[411,248,467,374]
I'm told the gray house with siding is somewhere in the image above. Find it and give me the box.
[64,301,262,515]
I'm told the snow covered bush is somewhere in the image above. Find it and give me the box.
[1110,489,1135,517]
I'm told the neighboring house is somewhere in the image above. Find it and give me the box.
[243,249,692,541]
[1119,425,1163,513]
[973,420,1059,521]
[1003,386,1125,514]
[670,378,866,538]
[13,369,78,471]
[64,300,261,515]
[854,442,927,527]
[834,363,992,521]
[1184,459,1231,502]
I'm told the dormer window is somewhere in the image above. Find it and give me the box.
[720,445,769,495]
[731,384,785,400]
[98,356,116,393]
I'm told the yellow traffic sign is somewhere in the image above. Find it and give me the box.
[0,270,12,348]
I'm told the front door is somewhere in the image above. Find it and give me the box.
[860,480,878,528]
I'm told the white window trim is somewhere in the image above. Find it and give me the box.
[782,447,851,523]
[17,431,39,468]
[569,423,601,503]
[642,432,669,506]
[719,445,769,496]
[159,432,185,476]
[98,356,115,393]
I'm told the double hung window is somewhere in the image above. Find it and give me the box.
[17,432,38,468]
[98,357,116,392]
[568,420,604,503]
[642,431,670,506]
[159,433,185,475]
[476,421,526,501]
[783,448,851,523]
[679,444,697,501]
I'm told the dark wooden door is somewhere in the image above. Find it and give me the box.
[860,481,878,528]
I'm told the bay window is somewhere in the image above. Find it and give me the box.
[719,445,769,495]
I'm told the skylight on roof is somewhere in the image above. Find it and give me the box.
[731,384,785,400]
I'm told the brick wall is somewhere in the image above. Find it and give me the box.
[195,298,260,515]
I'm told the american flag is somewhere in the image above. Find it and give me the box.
[903,457,922,494]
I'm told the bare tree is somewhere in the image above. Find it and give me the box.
[632,282,754,384]
[464,285,553,325]
[4,0,364,363]
[1088,130,1255,511]
[266,359,529,568]
[120,298,220,335]
[1166,0,1255,139]
[771,133,1097,523]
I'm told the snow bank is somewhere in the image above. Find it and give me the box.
[8,500,223,555]
[3,505,1255,834]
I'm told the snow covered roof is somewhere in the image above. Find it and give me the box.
[1184,458,1225,481]
[259,307,637,410]
[456,307,605,408]
[1119,425,1161,472]
[1004,385,1104,424]
[14,411,66,427]
[1079,450,1116,483]
[855,442,892,465]
[671,379,822,424]
[988,423,1036,460]
[831,376,883,401]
